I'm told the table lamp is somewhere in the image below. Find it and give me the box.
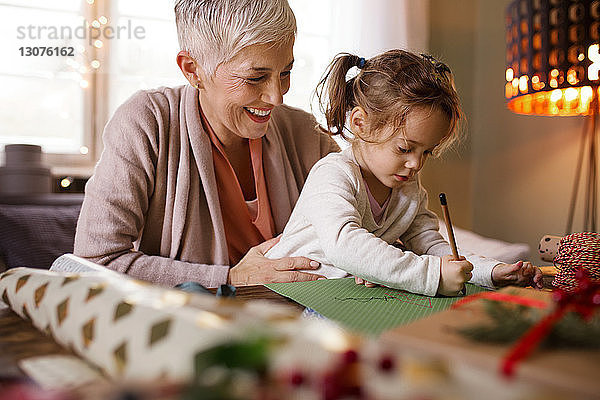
[505,0,599,234]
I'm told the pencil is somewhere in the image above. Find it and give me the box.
[439,193,466,295]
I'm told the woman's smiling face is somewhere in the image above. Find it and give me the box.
[198,39,294,144]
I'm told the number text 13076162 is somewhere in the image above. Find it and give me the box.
[19,47,75,56]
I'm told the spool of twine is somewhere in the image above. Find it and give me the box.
[552,232,600,291]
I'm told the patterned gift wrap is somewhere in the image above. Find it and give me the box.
[0,266,295,381]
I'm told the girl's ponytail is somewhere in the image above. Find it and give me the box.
[315,49,462,154]
[315,53,364,140]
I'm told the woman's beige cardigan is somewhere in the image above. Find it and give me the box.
[74,85,338,288]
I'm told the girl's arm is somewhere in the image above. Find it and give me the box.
[399,184,499,288]
[400,184,543,289]
[293,162,443,296]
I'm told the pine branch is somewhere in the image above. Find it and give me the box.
[457,300,600,349]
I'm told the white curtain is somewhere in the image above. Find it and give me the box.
[287,0,430,114]
[335,0,430,57]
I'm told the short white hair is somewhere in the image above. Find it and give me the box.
[174,0,297,76]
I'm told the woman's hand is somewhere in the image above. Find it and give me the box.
[491,261,544,289]
[227,237,324,286]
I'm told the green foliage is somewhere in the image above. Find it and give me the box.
[458,300,600,348]
[181,335,274,400]
[194,336,271,376]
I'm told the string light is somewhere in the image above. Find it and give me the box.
[507,0,600,117]
[588,44,600,80]
[508,86,598,115]
[567,68,579,85]
[65,0,104,84]
[519,75,529,93]
[505,82,512,98]
[60,177,73,188]
[550,89,563,102]
[564,87,578,102]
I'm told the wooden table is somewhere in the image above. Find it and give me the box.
[0,306,72,381]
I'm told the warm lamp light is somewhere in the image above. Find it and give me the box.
[506,0,599,233]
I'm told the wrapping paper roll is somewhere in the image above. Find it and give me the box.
[0,266,294,381]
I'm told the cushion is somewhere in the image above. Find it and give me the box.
[0,204,81,269]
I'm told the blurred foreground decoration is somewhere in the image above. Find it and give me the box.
[1,256,597,399]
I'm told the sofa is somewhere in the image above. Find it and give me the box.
[0,194,84,272]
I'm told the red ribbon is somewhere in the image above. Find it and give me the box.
[451,291,548,310]
[503,269,600,377]
[500,306,568,376]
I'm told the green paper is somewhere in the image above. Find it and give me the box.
[265,278,489,336]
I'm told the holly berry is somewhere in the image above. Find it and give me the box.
[378,355,395,372]
[342,349,358,364]
[289,371,305,386]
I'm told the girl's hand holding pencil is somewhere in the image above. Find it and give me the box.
[437,254,473,296]
[354,276,378,288]
[438,193,470,296]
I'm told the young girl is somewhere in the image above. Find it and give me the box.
[266,50,543,296]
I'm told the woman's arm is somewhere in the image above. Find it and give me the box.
[75,91,327,288]
[74,91,229,288]
[228,237,324,286]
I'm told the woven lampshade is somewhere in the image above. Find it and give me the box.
[505,0,600,115]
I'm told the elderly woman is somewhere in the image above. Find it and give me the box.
[74,0,338,288]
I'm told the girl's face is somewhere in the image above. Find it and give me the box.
[353,106,450,190]
[198,40,294,144]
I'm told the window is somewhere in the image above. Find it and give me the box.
[0,0,426,173]
[0,1,90,162]
[0,0,185,174]
[288,0,428,146]
[287,0,361,123]
[105,0,184,118]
